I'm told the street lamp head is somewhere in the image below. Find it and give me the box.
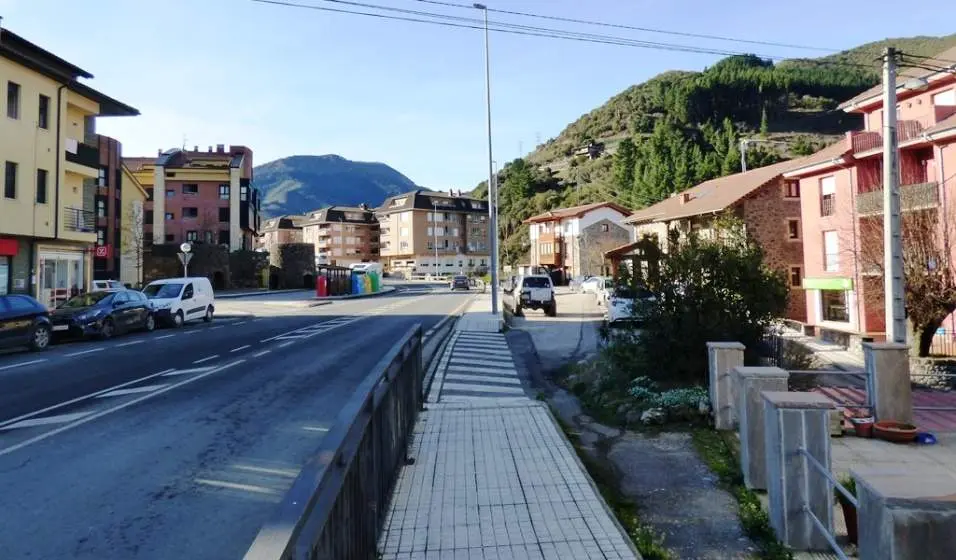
[903,77,930,92]
[473,3,486,9]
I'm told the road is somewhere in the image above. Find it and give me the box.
[0,284,471,560]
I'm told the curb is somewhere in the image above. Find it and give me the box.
[312,286,398,301]
[216,289,309,300]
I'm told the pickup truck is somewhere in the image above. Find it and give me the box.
[506,274,556,317]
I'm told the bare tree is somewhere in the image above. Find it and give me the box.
[197,208,219,245]
[122,201,146,287]
[579,227,627,276]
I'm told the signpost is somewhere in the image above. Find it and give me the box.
[178,242,193,278]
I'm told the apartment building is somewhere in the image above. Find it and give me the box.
[377,191,490,276]
[0,27,138,304]
[301,205,380,267]
[259,214,306,255]
[623,158,807,321]
[524,202,631,283]
[785,46,956,345]
[125,145,261,251]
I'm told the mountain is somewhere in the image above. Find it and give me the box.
[255,155,419,217]
[472,34,956,267]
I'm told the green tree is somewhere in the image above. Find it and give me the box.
[760,105,770,137]
[612,138,637,196]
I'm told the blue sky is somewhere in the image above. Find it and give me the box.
[2,0,953,191]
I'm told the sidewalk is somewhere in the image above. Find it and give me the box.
[776,326,865,371]
[379,295,639,559]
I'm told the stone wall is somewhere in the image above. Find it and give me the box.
[269,242,316,289]
[144,243,229,288]
[575,219,631,277]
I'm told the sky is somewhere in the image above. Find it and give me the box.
[1,0,954,191]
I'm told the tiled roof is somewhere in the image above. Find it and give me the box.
[303,206,377,225]
[523,202,631,224]
[923,112,956,136]
[780,139,852,176]
[625,158,803,225]
[377,190,488,214]
[838,46,956,110]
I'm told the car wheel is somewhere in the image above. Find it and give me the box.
[514,305,523,317]
[144,314,156,332]
[172,311,185,328]
[203,306,214,323]
[100,318,115,339]
[547,304,557,317]
[30,323,52,351]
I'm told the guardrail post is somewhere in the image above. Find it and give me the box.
[864,342,913,423]
[707,342,745,430]
[763,391,836,551]
[734,366,789,490]
[853,466,956,559]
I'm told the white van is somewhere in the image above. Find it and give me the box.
[142,277,215,328]
[349,262,383,276]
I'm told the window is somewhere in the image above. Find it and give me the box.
[219,184,229,200]
[443,239,449,249]
[443,212,450,221]
[6,82,20,119]
[789,266,802,288]
[98,167,108,187]
[400,227,409,236]
[787,219,801,241]
[182,207,198,219]
[399,241,409,250]
[182,183,199,196]
[4,161,16,199]
[186,230,198,241]
[183,283,194,300]
[145,210,153,224]
[240,186,248,201]
[96,198,106,218]
[166,189,175,199]
[165,212,174,220]
[821,290,849,322]
[823,230,839,272]
[784,181,800,199]
[36,169,48,204]
[218,230,230,245]
[400,212,410,222]
[38,94,49,129]
[219,207,229,222]
[601,224,609,232]
[820,176,836,217]
[427,212,434,222]
[932,89,955,107]
[165,234,175,243]
[146,188,154,201]
[453,228,459,236]
[96,229,105,246]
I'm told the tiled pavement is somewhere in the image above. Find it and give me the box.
[380,295,639,560]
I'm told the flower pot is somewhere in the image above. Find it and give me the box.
[837,495,859,545]
[874,421,918,444]
[850,417,874,438]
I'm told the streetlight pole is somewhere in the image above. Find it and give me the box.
[433,201,440,279]
[882,47,906,344]
[739,138,790,172]
[492,159,499,280]
[474,3,498,314]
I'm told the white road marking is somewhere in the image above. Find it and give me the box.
[194,478,280,495]
[154,334,176,340]
[114,340,144,348]
[232,464,299,478]
[0,361,243,458]
[252,349,271,358]
[232,321,248,326]
[447,365,518,375]
[230,345,251,353]
[97,384,168,398]
[444,373,521,385]
[0,359,46,372]
[277,341,294,349]
[0,411,93,431]
[161,366,216,377]
[209,326,224,331]
[302,425,330,432]
[440,382,524,395]
[193,354,219,364]
[65,348,103,357]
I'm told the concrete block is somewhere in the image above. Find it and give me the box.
[864,342,913,423]
[707,342,745,430]
[734,367,788,490]
[853,466,956,560]
[763,391,836,551]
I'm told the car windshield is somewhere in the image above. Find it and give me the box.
[522,277,550,288]
[59,292,112,308]
[143,283,183,299]
[454,276,467,281]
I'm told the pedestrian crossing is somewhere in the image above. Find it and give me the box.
[432,331,526,403]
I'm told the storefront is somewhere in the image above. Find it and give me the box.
[37,247,90,308]
[0,237,20,295]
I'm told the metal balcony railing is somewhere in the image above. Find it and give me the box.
[856,181,939,216]
[820,195,835,217]
[63,207,95,232]
[65,140,100,169]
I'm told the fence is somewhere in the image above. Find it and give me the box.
[798,447,854,560]
[244,325,423,560]
[928,328,956,357]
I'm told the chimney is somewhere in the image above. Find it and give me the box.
[157,149,162,156]
[216,144,225,153]
[457,189,462,196]
[208,145,213,152]
[193,145,198,152]
[681,192,693,205]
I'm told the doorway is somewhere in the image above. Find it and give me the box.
[38,250,86,308]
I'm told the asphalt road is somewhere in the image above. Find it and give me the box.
[0,284,472,560]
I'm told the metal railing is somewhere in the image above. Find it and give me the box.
[65,140,100,169]
[798,447,854,560]
[820,195,836,217]
[856,181,939,216]
[244,325,423,560]
[63,207,95,232]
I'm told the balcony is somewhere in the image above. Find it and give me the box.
[856,181,939,216]
[63,207,95,232]
[538,252,561,266]
[65,139,100,171]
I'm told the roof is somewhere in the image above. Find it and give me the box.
[780,139,852,177]
[130,146,251,170]
[839,46,956,111]
[123,157,155,172]
[624,158,802,225]
[261,215,308,231]
[303,206,377,225]
[923,112,956,136]
[376,190,488,214]
[523,201,631,224]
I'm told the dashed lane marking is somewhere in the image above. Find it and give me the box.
[193,354,219,364]
[230,345,251,353]
[161,366,216,377]
[277,341,294,349]
[154,334,176,340]
[114,340,144,348]
[0,411,93,431]
[252,350,271,358]
[65,348,103,357]
[0,359,47,373]
[97,384,168,398]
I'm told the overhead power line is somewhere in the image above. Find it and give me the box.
[410,0,838,53]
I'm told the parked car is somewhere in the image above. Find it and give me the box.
[506,274,556,317]
[568,275,587,293]
[0,294,53,351]
[450,275,470,291]
[142,277,215,328]
[91,279,126,292]
[580,276,606,295]
[50,290,155,339]
[605,285,657,326]
[595,277,616,307]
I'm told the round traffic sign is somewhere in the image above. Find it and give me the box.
[180,242,192,253]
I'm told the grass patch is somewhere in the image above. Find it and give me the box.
[691,429,793,560]
[550,408,676,560]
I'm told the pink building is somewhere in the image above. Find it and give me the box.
[786,47,956,349]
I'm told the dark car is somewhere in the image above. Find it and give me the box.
[450,275,470,291]
[50,290,155,339]
[0,294,53,352]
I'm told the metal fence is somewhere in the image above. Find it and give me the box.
[798,447,854,560]
[928,328,956,357]
[244,325,423,560]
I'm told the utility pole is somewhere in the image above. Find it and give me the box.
[433,201,440,278]
[474,3,498,314]
[492,160,499,281]
[882,47,906,344]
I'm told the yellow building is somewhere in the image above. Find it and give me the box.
[0,27,138,305]
[118,164,148,287]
